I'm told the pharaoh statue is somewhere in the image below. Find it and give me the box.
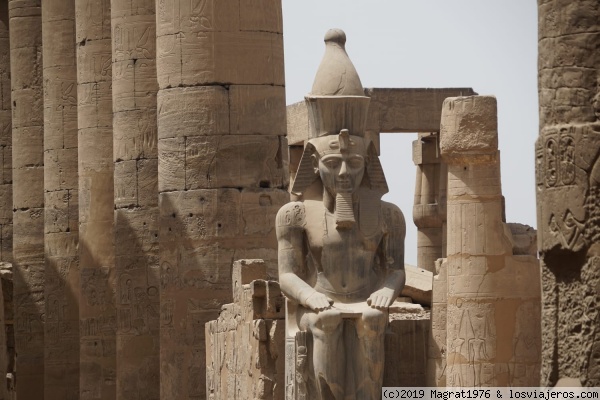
[277,29,406,399]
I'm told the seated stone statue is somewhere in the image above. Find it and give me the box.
[278,29,406,400]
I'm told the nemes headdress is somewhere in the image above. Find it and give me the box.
[291,29,388,231]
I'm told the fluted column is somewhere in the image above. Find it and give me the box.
[75,0,116,398]
[111,0,159,398]
[0,1,11,263]
[537,0,600,386]
[9,0,45,397]
[156,1,288,398]
[42,0,80,398]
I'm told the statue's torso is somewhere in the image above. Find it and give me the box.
[303,200,384,302]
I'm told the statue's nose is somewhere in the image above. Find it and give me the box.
[338,161,348,177]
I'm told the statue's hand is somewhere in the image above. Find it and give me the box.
[305,292,334,311]
[367,288,395,310]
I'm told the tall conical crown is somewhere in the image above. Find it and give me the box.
[311,29,364,96]
[305,29,370,138]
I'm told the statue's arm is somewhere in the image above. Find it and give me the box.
[276,202,331,310]
[368,202,407,309]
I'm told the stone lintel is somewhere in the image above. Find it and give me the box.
[287,87,477,146]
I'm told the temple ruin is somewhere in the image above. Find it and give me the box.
[0,0,595,399]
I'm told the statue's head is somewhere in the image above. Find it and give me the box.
[311,129,365,196]
[291,29,388,199]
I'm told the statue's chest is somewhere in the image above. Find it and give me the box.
[304,209,382,269]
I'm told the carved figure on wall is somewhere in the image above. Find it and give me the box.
[277,29,406,399]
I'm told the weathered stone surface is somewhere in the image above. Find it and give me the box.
[402,264,433,306]
[111,2,159,398]
[0,4,12,266]
[42,1,80,397]
[206,259,285,400]
[9,0,45,397]
[441,95,541,387]
[76,0,116,398]
[440,96,498,161]
[427,258,447,387]
[537,0,600,387]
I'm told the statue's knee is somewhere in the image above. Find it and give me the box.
[361,308,387,333]
[312,309,343,335]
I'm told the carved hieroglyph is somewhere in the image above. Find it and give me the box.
[440,96,541,387]
[9,0,45,398]
[111,0,160,398]
[537,0,600,386]
[278,29,406,399]
[42,0,80,398]
[75,0,117,397]
[156,1,288,398]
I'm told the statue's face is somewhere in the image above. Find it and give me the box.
[314,151,365,195]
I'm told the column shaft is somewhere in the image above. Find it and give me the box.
[75,0,116,398]
[0,1,12,263]
[441,96,541,387]
[111,0,159,398]
[9,0,45,397]
[42,0,80,398]
[156,1,288,398]
[537,0,600,386]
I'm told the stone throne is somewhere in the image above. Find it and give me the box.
[278,29,407,400]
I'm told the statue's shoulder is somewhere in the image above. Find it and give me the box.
[276,201,307,228]
[380,200,406,232]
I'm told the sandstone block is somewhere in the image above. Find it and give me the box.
[41,19,76,68]
[440,96,498,161]
[239,0,283,33]
[156,31,284,88]
[77,82,113,129]
[114,160,137,208]
[184,135,286,190]
[137,158,158,208]
[401,264,433,306]
[44,190,71,233]
[157,86,229,140]
[76,39,112,84]
[155,0,240,36]
[229,85,286,135]
[112,59,157,112]
[12,125,43,168]
[12,168,43,208]
[44,148,78,192]
[113,110,158,161]
[11,87,43,128]
[74,0,111,42]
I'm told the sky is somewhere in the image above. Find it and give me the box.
[282,0,539,266]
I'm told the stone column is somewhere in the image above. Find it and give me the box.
[0,2,11,263]
[9,0,45,397]
[42,0,80,398]
[441,96,541,387]
[413,132,446,272]
[111,0,159,398]
[75,0,116,398]
[537,0,600,386]
[156,1,288,398]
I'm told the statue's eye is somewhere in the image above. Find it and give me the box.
[324,159,340,169]
[348,157,364,168]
